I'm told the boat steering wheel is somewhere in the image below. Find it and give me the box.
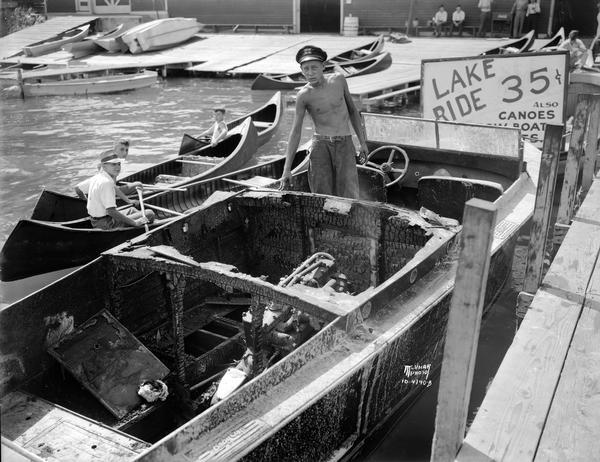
[365,145,410,187]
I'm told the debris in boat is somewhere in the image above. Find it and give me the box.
[138,379,169,402]
[44,312,74,347]
[323,197,352,215]
[207,253,355,406]
[419,207,460,228]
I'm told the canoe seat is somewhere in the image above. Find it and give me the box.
[417,175,504,222]
[156,174,191,184]
[252,121,271,128]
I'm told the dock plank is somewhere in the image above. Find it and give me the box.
[574,178,600,226]
[457,219,600,462]
[456,289,583,462]
[534,258,600,462]
[542,221,600,303]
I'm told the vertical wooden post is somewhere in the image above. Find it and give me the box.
[580,95,600,194]
[165,272,187,386]
[406,0,416,35]
[516,124,563,316]
[431,198,497,462]
[554,94,593,246]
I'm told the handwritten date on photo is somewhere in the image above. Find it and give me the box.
[402,363,433,387]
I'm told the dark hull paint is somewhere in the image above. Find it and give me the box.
[179,91,283,154]
[251,52,393,90]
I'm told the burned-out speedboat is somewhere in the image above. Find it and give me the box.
[0,114,540,461]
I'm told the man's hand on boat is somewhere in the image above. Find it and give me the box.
[279,170,292,190]
[134,216,150,227]
[356,147,368,165]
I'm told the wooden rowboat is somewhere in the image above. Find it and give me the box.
[1,142,308,280]
[0,115,540,461]
[251,51,392,90]
[481,30,535,55]
[21,69,158,97]
[179,91,283,155]
[92,24,128,53]
[120,18,201,54]
[23,24,90,57]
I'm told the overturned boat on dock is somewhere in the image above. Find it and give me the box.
[0,115,540,461]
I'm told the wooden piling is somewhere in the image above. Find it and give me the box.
[516,124,563,316]
[581,95,600,194]
[431,198,497,462]
[554,94,598,246]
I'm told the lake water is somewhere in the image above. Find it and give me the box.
[0,76,525,460]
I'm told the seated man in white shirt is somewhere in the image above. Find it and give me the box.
[75,138,139,200]
[87,151,155,230]
[450,5,466,36]
[559,30,588,69]
[432,5,448,37]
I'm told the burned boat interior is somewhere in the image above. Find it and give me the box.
[2,191,453,446]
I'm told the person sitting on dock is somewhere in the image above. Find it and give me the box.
[432,5,448,37]
[198,108,228,147]
[559,30,588,69]
[450,5,466,36]
[279,45,368,199]
[87,150,155,230]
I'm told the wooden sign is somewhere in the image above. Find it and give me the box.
[421,51,569,147]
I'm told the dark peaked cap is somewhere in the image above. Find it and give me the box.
[296,45,328,64]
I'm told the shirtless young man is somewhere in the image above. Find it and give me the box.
[279,45,368,199]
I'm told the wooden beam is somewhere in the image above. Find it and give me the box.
[517,124,563,314]
[580,95,600,194]
[431,198,497,462]
[554,94,594,244]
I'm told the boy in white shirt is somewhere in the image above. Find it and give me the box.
[198,109,229,147]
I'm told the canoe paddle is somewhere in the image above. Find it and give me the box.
[136,186,150,232]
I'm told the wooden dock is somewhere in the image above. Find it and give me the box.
[0,16,98,60]
[2,23,524,97]
[455,174,600,461]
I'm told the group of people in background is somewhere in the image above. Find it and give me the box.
[429,1,542,38]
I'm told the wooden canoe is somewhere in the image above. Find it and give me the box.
[534,27,565,51]
[329,35,385,63]
[92,24,128,53]
[23,24,90,57]
[61,39,102,59]
[481,30,535,55]
[21,70,158,97]
[120,18,201,54]
[179,91,283,155]
[0,116,541,462]
[2,143,310,280]
[251,51,392,90]
[120,117,258,189]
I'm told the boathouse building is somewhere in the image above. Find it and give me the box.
[43,0,597,37]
